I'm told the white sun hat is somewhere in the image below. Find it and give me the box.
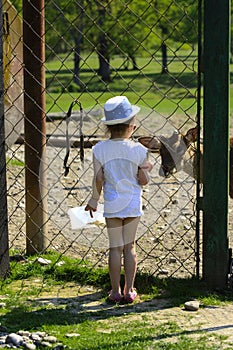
[102,96,140,125]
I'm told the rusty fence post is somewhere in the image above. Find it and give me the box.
[0,0,10,277]
[23,0,48,254]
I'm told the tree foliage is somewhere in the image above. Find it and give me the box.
[44,0,198,58]
[10,0,199,79]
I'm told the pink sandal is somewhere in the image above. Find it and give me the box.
[108,291,122,303]
[124,289,137,303]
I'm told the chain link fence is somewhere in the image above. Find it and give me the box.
[4,0,201,280]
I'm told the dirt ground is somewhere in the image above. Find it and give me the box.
[7,109,233,279]
[34,282,233,349]
[7,140,199,278]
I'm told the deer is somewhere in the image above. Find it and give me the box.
[138,127,233,199]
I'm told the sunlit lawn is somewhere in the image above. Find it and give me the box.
[45,53,199,118]
[1,252,233,350]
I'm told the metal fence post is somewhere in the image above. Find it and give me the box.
[203,0,230,289]
[23,0,48,254]
[0,0,10,277]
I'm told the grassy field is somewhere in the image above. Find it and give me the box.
[1,252,233,349]
[45,53,199,118]
[45,53,233,125]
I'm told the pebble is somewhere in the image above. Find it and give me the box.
[0,329,64,349]
[151,236,160,243]
[5,333,23,346]
[53,345,66,350]
[44,336,57,343]
[18,331,30,337]
[30,333,41,342]
[41,341,53,347]
[184,300,200,311]
[34,332,46,338]
[158,269,169,275]
[37,257,52,266]
[65,333,80,338]
[161,209,171,217]
[23,342,37,350]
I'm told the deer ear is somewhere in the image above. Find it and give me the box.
[185,127,198,143]
[138,136,161,151]
[170,130,179,142]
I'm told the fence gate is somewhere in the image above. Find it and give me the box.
[2,0,208,281]
[202,0,230,289]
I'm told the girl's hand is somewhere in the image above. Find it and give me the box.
[140,160,153,172]
[85,201,97,218]
[137,161,153,186]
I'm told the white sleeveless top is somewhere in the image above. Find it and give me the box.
[93,139,148,218]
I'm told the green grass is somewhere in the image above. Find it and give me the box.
[6,251,212,301]
[45,53,233,134]
[6,157,24,167]
[45,53,199,117]
[1,251,233,349]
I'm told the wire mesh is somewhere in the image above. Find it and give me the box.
[5,0,201,279]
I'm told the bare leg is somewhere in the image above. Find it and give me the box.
[108,246,123,293]
[123,241,137,294]
[122,217,140,295]
[106,218,124,295]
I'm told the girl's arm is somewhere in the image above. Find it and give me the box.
[137,159,153,186]
[85,155,104,217]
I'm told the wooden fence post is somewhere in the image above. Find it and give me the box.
[23,0,48,254]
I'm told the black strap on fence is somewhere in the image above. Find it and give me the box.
[63,100,84,177]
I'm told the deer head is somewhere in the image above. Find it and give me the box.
[138,127,198,178]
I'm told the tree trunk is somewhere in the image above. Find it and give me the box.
[160,25,168,74]
[72,2,84,85]
[129,54,139,70]
[161,42,168,73]
[97,5,111,82]
[73,36,81,85]
[98,38,111,81]
[98,55,111,81]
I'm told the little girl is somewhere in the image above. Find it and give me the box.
[85,96,152,303]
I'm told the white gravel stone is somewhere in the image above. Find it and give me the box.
[184,300,200,311]
[37,257,52,265]
[5,333,23,346]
